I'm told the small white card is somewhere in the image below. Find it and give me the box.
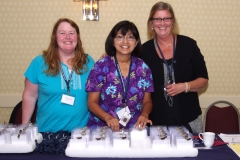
[119,112,131,127]
[117,106,131,126]
[61,94,75,105]
[116,106,130,118]
[116,108,125,119]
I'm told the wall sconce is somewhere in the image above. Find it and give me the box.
[73,0,107,21]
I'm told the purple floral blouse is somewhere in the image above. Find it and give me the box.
[86,56,154,129]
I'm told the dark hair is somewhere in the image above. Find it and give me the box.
[105,20,142,57]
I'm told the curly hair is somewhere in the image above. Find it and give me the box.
[43,18,89,76]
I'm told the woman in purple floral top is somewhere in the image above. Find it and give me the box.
[86,21,154,131]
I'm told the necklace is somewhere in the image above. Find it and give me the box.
[154,41,172,59]
[165,43,172,48]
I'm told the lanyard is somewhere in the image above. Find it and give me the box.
[60,66,74,95]
[156,37,176,79]
[114,56,132,106]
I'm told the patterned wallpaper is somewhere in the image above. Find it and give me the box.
[0,0,240,122]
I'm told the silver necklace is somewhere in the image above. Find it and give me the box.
[165,43,172,48]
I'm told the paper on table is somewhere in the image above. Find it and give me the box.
[229,144,240,156]
[219,133,240,157]
[219,133,240,144]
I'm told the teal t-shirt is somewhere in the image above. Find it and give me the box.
[24,54,94,132]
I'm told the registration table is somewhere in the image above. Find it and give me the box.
[0,140,239,160]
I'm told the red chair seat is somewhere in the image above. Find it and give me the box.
[9,101,37,125]
[204,101,240,134]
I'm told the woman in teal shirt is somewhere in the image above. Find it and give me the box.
[22,18,94,133]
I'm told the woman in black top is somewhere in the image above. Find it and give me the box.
[141,1,208,133]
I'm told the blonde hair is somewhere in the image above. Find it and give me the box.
[43,18,88,76]
[147,1,179,39]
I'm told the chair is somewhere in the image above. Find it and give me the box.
[203,100,240,133]
[9,101,38,124]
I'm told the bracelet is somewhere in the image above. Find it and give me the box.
[188,82,191,92]
[185,82,189,93]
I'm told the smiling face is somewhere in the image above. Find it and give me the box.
[113,30,138,56]
[152,10,173,38]
[56,22,78,56]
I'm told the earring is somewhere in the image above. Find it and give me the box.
[151,26,154,30]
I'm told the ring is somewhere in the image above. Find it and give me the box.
[138,124,142,130]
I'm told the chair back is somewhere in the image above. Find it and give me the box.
[203,100,240,133]
[9,101,37,124]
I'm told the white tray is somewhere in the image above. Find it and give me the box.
[0,133,43,153]
[65,147,198,158]
[66,126,198,158]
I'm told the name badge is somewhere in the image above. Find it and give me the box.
[119,112,131,127]
[116,106,130,118]
[61,94,75,106]
[117,106,131,127]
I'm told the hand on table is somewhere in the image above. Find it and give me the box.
[134,113,152,130]
[105,116,120,131]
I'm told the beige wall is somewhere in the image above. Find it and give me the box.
[0,0,240,122]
